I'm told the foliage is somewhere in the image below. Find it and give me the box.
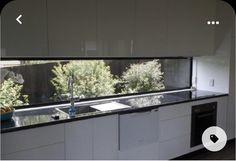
[51,60,117,100]
[0,79,29,108]
[121,60,165,93]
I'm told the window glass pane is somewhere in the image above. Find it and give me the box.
[0,58,191,108]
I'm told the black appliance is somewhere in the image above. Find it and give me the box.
[191,102,217,147]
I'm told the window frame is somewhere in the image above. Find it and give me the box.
[0,57,193,109]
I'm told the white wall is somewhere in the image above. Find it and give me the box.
[192,56,230,93]
[193,0,235,139]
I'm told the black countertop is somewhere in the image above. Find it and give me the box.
[1,90,228,133]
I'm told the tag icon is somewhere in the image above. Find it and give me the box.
[210,134,219,143]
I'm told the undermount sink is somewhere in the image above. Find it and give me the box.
[56,106,99,116]
[56,102,131,116]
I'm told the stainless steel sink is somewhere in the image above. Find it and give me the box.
[56,106,99,116]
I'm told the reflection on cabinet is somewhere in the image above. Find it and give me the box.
[96,0,135,57]
[93,115,119,159]
[2,143,64,160]
[1,124,65,160]
[65,119,93,160]
[1,0,220,58]
[119,109,159,159]
[65,115,119,160]
[134,0,168,57]
[47,0,97,57]
[1,0,48,57]
[167,0,216,56]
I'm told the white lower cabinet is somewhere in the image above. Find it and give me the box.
[1,124,65,160]
[118,142,159,160]
[158,105,191,159]
[118,109,159,159]
[64,115,119,160]
[158,135,190,159]
[2,143,64,160]
[1,97,228,160]
[65,119,93,160]
[93,115,119,159]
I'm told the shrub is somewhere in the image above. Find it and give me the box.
[0,78,29,107]
[121,60,165,93]
[51,60,117,100]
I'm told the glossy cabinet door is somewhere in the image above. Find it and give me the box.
[133,0,168,57]
[47,0,97,57]
[65,119,93,159]
[2,143,64,160]
[119,109,159,159]
[1,124,65,159]
[93,115,119,159]
[167,0,216,56]
[1,0,48,58]
[96,0,135,57]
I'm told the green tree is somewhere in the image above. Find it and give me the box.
[121,60,165,93]
[51,60,117,100]
[0,79,29,108]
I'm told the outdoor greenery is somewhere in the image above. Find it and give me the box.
[51,59,165,100]
[0,79,29,108]
[121,60,165,93]
[51,60,117,100]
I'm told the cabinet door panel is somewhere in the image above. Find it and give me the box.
[167,0,216,56]
[96,0,135,57]
[159,116,191,142]
[47,0,97,57]
[1,0,48,57]
[93,115,118,159]
[159,135,190,159]
[120,110,159,150]
[1,124,64,155]
[118,142,159,160]
[2,143,64,160]
[65,119,93,159]
[134,0,168,57]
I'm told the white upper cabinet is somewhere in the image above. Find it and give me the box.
[1,0,48,58]
[167,0,216,56]
[96,0,135,57]
[133,0,168,57]
[47,0,97,57]
[1,0,219,58]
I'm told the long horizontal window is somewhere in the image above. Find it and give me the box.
[0,58,192,109]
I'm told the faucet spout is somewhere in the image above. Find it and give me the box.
[68,73,76,117]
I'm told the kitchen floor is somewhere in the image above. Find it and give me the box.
[174,139,235,160]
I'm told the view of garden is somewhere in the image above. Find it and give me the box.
[0,59,190,108]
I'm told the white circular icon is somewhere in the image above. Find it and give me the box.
[202,126,227,152]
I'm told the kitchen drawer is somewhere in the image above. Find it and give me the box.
[159,115,191,141]
[2,142,64,160]
[118,142,159,159]
[158,134,190,159]
[1,124,64,155]
[159,103,191,121]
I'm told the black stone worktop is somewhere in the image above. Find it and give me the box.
[1,90,228,133]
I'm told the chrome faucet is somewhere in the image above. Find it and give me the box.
[68,73,76,117]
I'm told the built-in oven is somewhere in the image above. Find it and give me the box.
[191,102,217,147]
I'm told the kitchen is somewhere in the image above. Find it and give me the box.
[0,0,235,160]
